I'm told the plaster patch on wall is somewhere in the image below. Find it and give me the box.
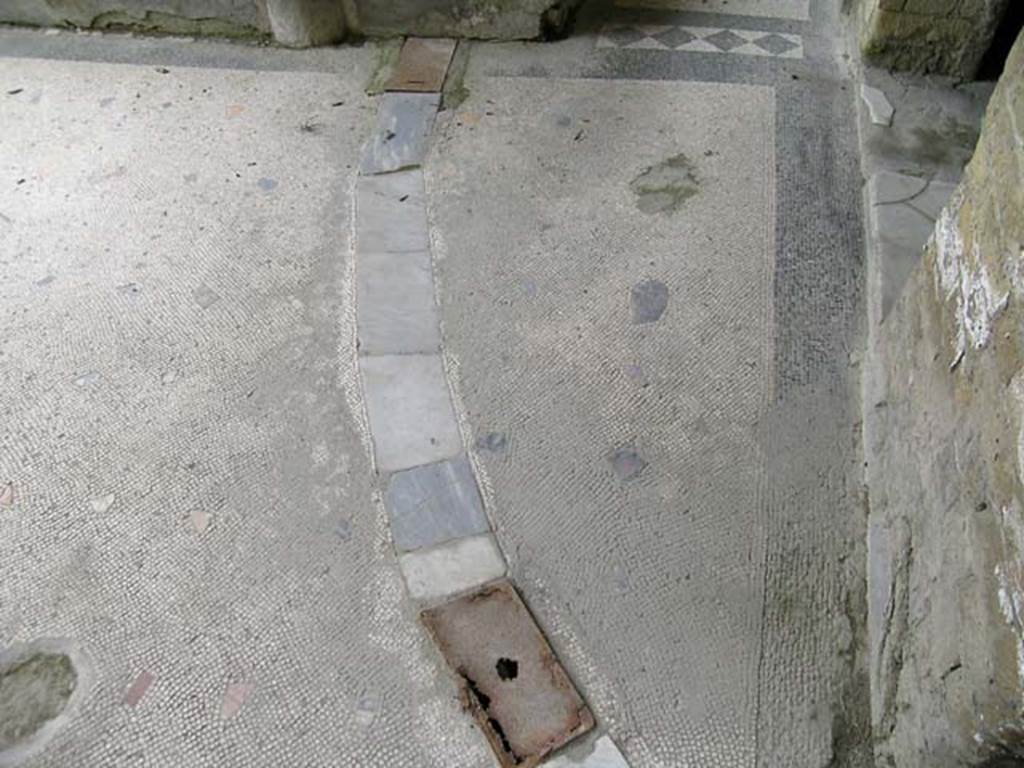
[995,563,1024,686]
[960,247,1007,350]
[932,186,966,301]
[929,187,1008,362]
[996,504,1024,688]
[1011,369,1024,490]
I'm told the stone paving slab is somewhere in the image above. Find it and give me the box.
[356,170,431,253]
[386,454,489,552]
[360,353,462,472]
[386,38,457,93]
[861,83,894,127]
[868,171,957,321]
[357,250,441,355]
[398,533,506,600]
[361,92,440,175]
[547,735,631,767]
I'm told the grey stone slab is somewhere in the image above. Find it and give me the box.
[356,170,430,254]
[361,92,440,175]
[398,533,506,600]
[860,83,893,127]
[546,735,631,768]
[357,250,441,355]
[360,353,462,472]
[386,454,489,552]
[868,171,956,320]
[265,0,347,46]
[630,279,668,323]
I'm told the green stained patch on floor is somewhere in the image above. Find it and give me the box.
[0,653,77,749]
[630,153,700,214]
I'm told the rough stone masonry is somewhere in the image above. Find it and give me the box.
[865,25,1024,768]
[858,0,1010,78]
[0,0,582,45]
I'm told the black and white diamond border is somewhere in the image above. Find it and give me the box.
[597,24,804,59]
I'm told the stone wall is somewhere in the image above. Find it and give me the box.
[0,0,580,43]
[0,0,271,37]
[859,0,1010,78]
[352,0,578,39]
[865,27,1024,768]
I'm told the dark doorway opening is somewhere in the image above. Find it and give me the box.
[978,4,1024,81]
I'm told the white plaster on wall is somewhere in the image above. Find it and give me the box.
[929,187,1008,363]
[932,187,966,301]
[960,246,1007,351]
[996,503,1024,687]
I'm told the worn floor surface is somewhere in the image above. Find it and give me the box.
[431,1,869,765]
[0,0,869,763]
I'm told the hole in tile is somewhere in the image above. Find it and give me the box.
[496,657,519,681]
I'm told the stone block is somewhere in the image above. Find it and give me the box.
[398,533,506,600]
[361,92,440,175]
[1007,73,1024,148]
[546,735,631,767]
[360,353,462,472]
[0,0,269,36]
[860,0,1002,77]
[356,171,430,254]
[865,26,1024,766]
[357,250,441,355]
[868,171,956,320]
[386,454,489,552]
[861,83,895,126]
[904,0,959,15]
[265,0,348,46]
[352,0,582,40]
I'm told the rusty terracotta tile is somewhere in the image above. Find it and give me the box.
[123,670,155,707]
[421,579,593,768]
[386,38,457,93]
[221,681,253,720]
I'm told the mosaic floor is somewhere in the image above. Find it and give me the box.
[0,0,870,763]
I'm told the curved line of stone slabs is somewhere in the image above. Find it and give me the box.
[354,73,630,768]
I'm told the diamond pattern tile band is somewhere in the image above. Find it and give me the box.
[597,24,803,59]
